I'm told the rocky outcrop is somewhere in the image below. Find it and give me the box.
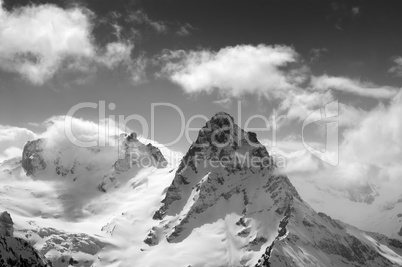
[0,211,13,237]
[21,139,47,177]
[0,211,50,267]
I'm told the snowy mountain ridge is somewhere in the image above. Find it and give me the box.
[0,112,402,266]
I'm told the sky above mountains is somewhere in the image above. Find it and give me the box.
[0,0,401,193]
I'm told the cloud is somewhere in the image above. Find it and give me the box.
[274,91,402,196]
[98,42,134,69]
[128,10,167,33]
[0,1,143,85]
[159,44,399,123]
[340,91,402,181]
[176,23,194,36]
[263,138,321,174]
[388,57,402,77]
[0,1,94,84]
[0,125,37,162]
[277,90,334,122]
[160,44,308,98]
[310,75,399,99]
[310,48,328,62]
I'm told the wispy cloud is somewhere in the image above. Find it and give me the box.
[327,3,361,30]
[310,48,328,62]
[176,23,195,36]
[128,10,168,34]
[311,75,399,99]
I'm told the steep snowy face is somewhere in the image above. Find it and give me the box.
[0,211,50,267]
[254,193,402,267]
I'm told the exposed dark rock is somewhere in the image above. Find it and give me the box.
[0,211,13,237]
[0,212,50,267]
[21,139,47,176]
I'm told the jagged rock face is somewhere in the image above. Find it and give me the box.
[0,211,13,237]
[177,112,271,173]
[0,237,51,267]
[22,138,80,178]
[0,212,50,267]
[22,139,47,177]
[155,112,273,221]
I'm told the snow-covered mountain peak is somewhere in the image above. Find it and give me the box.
[148,112,302,257]
[20,132,168,182]
[134,112,402,266]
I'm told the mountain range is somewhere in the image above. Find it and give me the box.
[1,112,402,266]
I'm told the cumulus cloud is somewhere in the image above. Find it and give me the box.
[272,91,402,197]
[0,1,144,85]
[310,75,399,99]
[159,44,399,126]
[340,91,402,182]
[0,125,37,162]
[160,44,308,98]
